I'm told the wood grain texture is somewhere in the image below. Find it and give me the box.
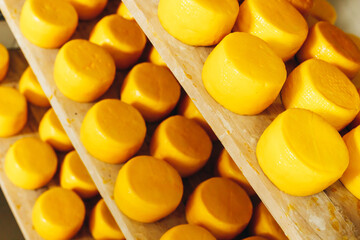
[0,50,92,240]
[121,0,360,239]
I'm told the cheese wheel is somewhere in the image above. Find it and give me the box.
[340,126,360,200]
[114,156,183,223]
[60,151,98,199]
[81,99,146,164]
[20,0,78,48]
[158,0,239,46]
[89,199,125,239]
[5,137,57,190]
[117,2,134,20]
[186,177,253,239]
[281,59,360,131]
[32,187,85,240]
[0,87,27,137]
[0,44,9,82]
[54,39,116,102]
[89,14,146,69]
[39,108,73,152]
[65,0,107,20]
[297,21,360,79]
[286,0,313,14]
[216,149,255,195]
[160,224,216,240]
[147,46,166,67]
[121,62,181,122]
[177,94,217,141]
[19,67,50,107]
[308,0,336,24]
[234,0,308,61]
[257,108,349,196]
[202,32,286,115]
[150,115,212,177]
[248,202,287,240]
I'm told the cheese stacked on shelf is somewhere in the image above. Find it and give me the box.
[9,0,360,239]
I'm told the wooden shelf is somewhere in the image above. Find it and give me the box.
[0,50,92,240]
[1,0,360,239]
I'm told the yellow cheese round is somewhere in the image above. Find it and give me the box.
[281,59,360,131]
[216,149,255,196]
[177,94,217,141]
[65,0,107,20]
[0,87,27,137]
[340,126,360,200]
[297,21,360,79]
[54,39,116,102]
[114,155,183,223]
[20,0,78,48]
[158,0,239,46]
[19,67,50,107]
[160,224,216,240]
[186,177,253,239]
[234,0,308,61]
[150,115,212,177]
[32,187,85,240]
[81,99,146,164]
[117,2,134,20]
[89,199,124,239]
[89,14,146,69]
[257,108,349,196]
[39,108,73,152]
[121,62,181,122]
[248,202,287,240]
[0,44,9,82]
[5,137,57,190]
[202,32,286,115]
[60,150,98,199]
[308,0,336,24]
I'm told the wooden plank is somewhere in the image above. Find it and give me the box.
[121,0,360,239]
[0,50,92,240]
[0,1,187,240]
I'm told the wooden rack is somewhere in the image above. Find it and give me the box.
[1,0,360,239]
[0,50,92,240]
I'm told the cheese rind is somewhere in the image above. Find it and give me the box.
[257,108,349,196]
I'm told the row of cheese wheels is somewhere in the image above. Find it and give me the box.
[0,44,285,239]
[158,0,360,198]
[0,50,122,238]
[1,30,285,239]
